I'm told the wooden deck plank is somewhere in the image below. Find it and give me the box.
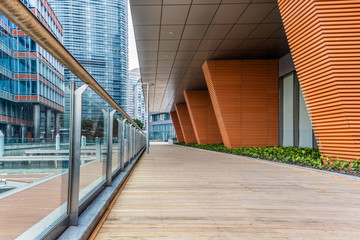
[96,143,360,240]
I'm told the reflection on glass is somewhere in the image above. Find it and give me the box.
[0,4,146,238]
[0,23,70,238]
[112,115,121,174]
[282,74,294,146]
[79,88,108,203]
[124,124,130,165]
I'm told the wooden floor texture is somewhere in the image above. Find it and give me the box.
[96,143,360,240]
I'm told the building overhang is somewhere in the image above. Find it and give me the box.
[130,0,289,112]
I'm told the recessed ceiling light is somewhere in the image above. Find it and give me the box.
[168,31,174,35]
[164,54,169,58]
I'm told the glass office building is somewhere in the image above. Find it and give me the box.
[0,0,64,141]
[150,113,176,141]
[48,0,128,108]
[128,68,146,123]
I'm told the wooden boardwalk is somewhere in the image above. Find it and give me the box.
[96,143,360,240]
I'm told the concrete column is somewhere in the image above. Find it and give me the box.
[0,131,4,157]
[33,104,40,141]
[21,125,27,142]
[6,124,11,139]
[46,108,52,140]
[81,135,86,147]
[56,134,60,150]
[55,112,61,135]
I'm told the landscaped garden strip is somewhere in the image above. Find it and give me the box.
[176,142,360,176]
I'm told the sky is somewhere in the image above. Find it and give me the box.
[128,2,139,71]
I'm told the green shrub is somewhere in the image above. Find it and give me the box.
[175,143,359,173]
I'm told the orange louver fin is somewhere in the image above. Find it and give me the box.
[278,0,360,160]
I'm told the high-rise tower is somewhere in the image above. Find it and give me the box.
[48,0,128,108]
[128,68,145,123]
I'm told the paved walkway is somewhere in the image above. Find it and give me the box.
[96,143,360,239]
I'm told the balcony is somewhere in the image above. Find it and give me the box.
[1,0,360,239]
[92,143,360,239]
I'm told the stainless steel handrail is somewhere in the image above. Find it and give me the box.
[0,0,144,132]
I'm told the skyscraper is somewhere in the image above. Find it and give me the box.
[0,0,64,141]
[128,68,146,124]
[48,0,128,108]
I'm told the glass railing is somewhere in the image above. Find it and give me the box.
[79,88,108,204]
[0,3,146,239]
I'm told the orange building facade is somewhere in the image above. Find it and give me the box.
[135,1,360,161]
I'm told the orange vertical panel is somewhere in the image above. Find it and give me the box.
[175,104,197,144]
[278,0,360,160]
[184,90,222,144]
[170,111,184,143]
[202,60,278,148]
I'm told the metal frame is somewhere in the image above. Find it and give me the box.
[106,110,116,186]
[146,83,150,153]
[115,118,122,172]
[128,124,131,162]
[132,127,136,160]
[280,71,316,148]
[121,119,126,170]
[131,126,134,160]
[125,124,129,164]
[279,71,297,147]
[69,84,88,226]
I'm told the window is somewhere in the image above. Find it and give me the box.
[31,81,37,95]
[281,73,294,146]
[31,59,37,73]
[20,81,27,94]
[279,72,315,148]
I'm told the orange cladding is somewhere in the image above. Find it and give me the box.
[184,90,222,144]
[202,60,278,148]
[175,104,197,144]
[170,111,185,143]
[278,0,360,161]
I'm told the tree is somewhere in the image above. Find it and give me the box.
[81,118,93,139]
[93,120,104,139]
[126,118,144,129]
[81,118,104,140]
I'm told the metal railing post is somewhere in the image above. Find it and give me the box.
[121,119,126,169]
[124,123,128,165]
[69,84,88,226]
[129,126,132,161]
[127,124,131,163]
[116,118,122,171]
[131,126,136,159]
[146,83,149,153]
[135,130,138,154]
[106,109,116,186]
